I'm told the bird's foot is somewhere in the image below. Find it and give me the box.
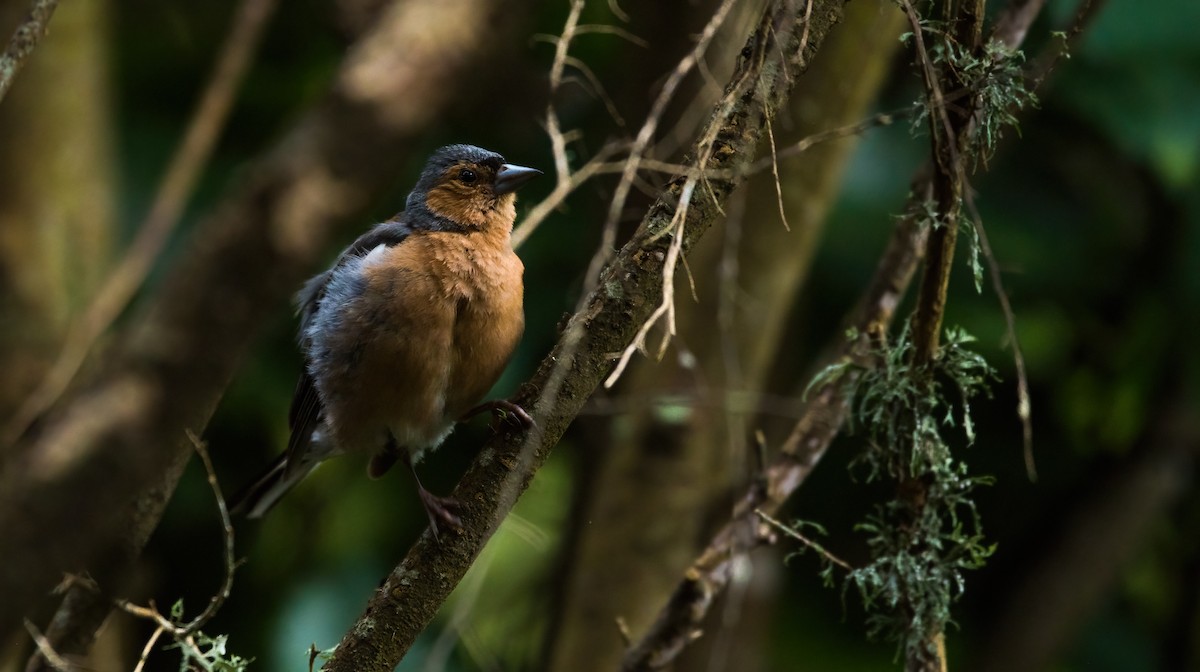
[418,487,462,540]
[462,399,534,432]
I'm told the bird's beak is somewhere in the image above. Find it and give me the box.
[494,164,543,195]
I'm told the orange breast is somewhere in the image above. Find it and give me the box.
[316,231,524,454]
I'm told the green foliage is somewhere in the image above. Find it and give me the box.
[903,22,1038,161]
[153,600,253,671]
[953,40,1038,158]
[962,218,984,293]
[164,631,253,672]
[823,323,997,663]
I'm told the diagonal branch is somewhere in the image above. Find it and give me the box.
[623,0,1073,665]
[0,0,59,104]
[621,194,931,672]
[5,0,280,446]
[321,1,854,669]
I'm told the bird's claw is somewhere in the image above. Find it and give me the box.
[418,487,462,540]
[462,399,535,432]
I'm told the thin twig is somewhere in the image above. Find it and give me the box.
[0,0,59,104]
[583,0,740,299]
[511,143,625,249]
[755,509,853,571]
[963,192,1035,480]
[512,0,628,249]
[4,0,279,445]
[1029,0,1103,85]
[24,620,72,672]
[115,432,238,662]
[132,626,165,672]
[516,105,907,251]
[765,119,791,231]
[180,430,238,635]
[584,107,912,183]
[604,178,694,387]
[607,0,630,22]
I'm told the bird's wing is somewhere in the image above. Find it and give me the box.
[295,219,416,338]
[285,218,416,467]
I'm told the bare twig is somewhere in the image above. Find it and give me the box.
[621,208,929,672]
[512,0,627,250]
[963,193,1035,479]
[765,119,791,231]
[24,620,72,672]
[900,0,969,366]
[511,143,624,249]
[0,0,59,104]
[607,0,630,23]
[1029,0,1103,85]
[116,432,238,642]
[575,106,911,184]
[583,0,740,299]
[604,178,693,387]
[4,0,279,445]
[755,509,853,571]
[131,626,165,672]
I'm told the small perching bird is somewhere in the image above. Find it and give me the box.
[232,144,541,534]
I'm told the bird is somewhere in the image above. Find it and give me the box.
[231,144,541,535]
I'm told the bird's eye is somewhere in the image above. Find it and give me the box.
[458,169,477,184]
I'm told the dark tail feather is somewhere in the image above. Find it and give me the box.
[230,453,315,519]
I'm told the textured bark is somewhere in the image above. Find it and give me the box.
[0,0,532,638]
[322,1,852,669]
[0,0,60,103]
[546,4,906,671]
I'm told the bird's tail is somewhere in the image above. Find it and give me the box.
[229,453,316,519]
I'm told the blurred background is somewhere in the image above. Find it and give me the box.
[1,0,1197,670]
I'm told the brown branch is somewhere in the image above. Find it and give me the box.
[1030,0,1104,86]
[321,1,854,669]
[0,0,59,104]
[5,0,280,446]
[621,197,930,672]
[904,0,973,367]
[897,1,987,668]
[113,433,239,664]
[24,451,191,672]
[23,620,71,672]
[624,0,1065,665]
[0,0,532,638]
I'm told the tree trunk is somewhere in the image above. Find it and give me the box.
[0,0,114,423]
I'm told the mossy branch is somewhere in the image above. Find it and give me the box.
[626,0,1061,668]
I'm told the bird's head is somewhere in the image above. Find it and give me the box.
[407,144,542,233]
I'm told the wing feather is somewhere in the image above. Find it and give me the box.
[284,219,416,468]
